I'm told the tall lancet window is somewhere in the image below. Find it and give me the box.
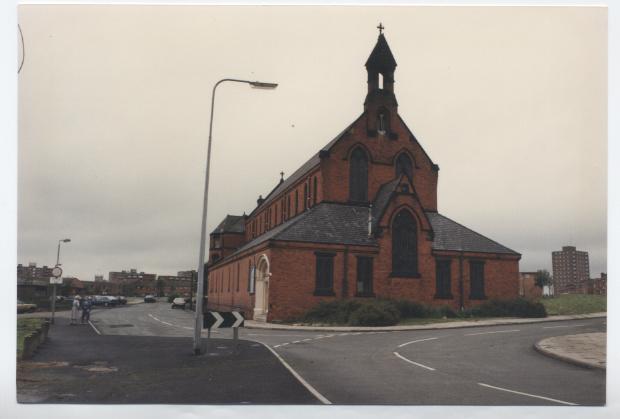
[395,153,413,180]
[392,210,418,276]
[349,148,368,202]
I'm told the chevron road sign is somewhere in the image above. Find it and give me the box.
[203,311,244,329]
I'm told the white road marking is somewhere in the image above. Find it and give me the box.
[259,341,331,404]
[88,320,101,335]
[478,382,578,406]
[465,329,520,336]
[182,326,193,330]
[281,342,289,346]
[302,338,312,342]
[393,352,436,371]
[542,324,585,329]
[160,321,173,326]
[248,334,310,337]
[292,340,301,344]
[397,337,439,348]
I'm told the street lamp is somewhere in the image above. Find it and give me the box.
[51,238,71,324]
[193,78,278,355]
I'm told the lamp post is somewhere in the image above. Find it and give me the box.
[193,78,278,355]
[51,238,71,324]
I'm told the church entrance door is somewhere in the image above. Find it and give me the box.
[254,255,270,322]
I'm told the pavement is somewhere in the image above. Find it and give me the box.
[535,332,606,370]
[16,320,320,404]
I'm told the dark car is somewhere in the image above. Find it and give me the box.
[144,295,156,303]
[93,295,119,307]
[117,296,128,305]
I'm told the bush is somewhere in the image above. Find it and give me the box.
[348,301,400,326]
[167,293,180,303]
[302,299,362,324]
[470,298,547,318]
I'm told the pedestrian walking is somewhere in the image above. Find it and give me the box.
[70,296,81,325]
[81,296,92,324]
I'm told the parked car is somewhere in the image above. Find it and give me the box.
[144,295,156,303]
[17,300,37,314]
[171,297,187,309]
[93,295,119,307]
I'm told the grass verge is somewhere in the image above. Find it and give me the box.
[17,318,45,358]
[539,294,607,315]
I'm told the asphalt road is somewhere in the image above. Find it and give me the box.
[88,301,606,406]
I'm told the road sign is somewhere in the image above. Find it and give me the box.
[50,276,63,285]
[203,311,244,329]
[52,266,62,278]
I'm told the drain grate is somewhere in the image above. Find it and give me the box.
[108,324,134,328]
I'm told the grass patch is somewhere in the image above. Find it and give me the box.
[540,294,607,315]
[17,318,45,358]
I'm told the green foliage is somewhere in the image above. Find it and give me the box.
[167,293,180,303]
[535,269,552,288]
[302,299,363,324]
[348,301,400,326]
[540,294,606,315]
[467,298,547,318]
[17,318,45,357]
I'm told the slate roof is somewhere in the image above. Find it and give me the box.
[426,212,520,255]
[365,34,397,71]
[371,177,401,231]
[216,202,519,266]
[251,114,364,216]
[211,215,245,235]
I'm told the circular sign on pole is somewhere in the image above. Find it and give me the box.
[52,266,63,278]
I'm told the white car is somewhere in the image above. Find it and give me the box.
[171,298,187,309]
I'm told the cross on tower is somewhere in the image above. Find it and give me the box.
[377,22,385,34]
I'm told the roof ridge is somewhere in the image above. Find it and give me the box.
[428,212,520,255]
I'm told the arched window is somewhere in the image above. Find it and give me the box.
[391,210,418,276]
[377,108,390,134]
[313,177,318,205]
[395,153,413,180]
[349,147,368,202]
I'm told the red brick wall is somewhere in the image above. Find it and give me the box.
[320,114,438,211]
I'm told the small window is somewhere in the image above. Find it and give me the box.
[248,265,255,294]
[435,260,452,299]
[349,148,369,202]
[356,257,373,296]
[236,263,240,292]
[395,153,413,180]
[313,177,318,205]
[295,190,299,214]
[304,183,308,210]
[377,108,390,134]
[470,261,485,299]
[314,252,335,296]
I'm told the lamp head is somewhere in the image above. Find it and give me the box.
[62,239,71,243]
[250,81,278,89]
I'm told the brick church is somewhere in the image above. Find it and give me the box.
[206,30,521,322]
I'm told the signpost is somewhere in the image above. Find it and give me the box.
[50,266,63,324]
[203,311,244,354]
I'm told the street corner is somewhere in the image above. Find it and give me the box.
[534,332,606,370]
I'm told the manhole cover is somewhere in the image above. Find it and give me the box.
[108,324,134,328]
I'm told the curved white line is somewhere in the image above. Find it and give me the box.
[478,382,578,406]
[397,337,438,348]
[393,352,436,371]
[258,341,331,405]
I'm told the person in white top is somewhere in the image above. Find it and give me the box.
[70,295,81,325]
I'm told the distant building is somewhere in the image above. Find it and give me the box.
[157,275,193,297]
[109,268,157,284]
[94,274,105,282]
[518,272,542,299]
[590,272,607,295]
[552,246,590,294]
[17,262,53,281]
[61,277,86,296]
[17,263,52,301]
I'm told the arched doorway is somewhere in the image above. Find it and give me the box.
[254,254,270,321]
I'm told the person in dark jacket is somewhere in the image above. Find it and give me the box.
[81,296,93,324]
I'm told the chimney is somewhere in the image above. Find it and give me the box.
[257,195,265,206]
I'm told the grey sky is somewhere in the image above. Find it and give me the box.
[16,5,607,281]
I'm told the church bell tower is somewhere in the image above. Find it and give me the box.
[364,24,398,138]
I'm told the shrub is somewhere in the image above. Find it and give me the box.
[302,299,362,324]
[393,299,431,318]
[348,300,400,326]
[167,293,180,303]
[471,298,547,318]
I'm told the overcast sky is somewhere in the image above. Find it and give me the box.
[15,4,607,281]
